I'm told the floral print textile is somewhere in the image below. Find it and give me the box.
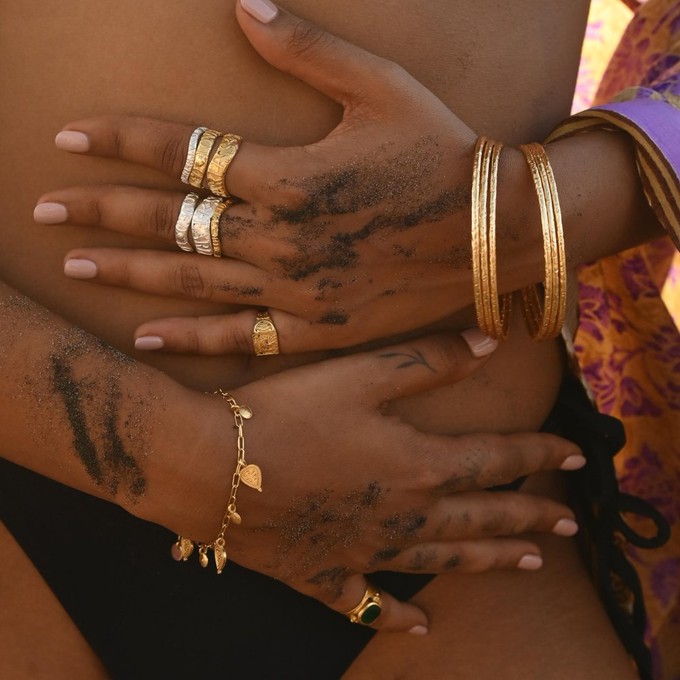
[571,1,680,676]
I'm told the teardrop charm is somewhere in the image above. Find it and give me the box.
[199,547,209,568]
[240,464,263,492]
[238,406,253,419]
[228,509,242,525]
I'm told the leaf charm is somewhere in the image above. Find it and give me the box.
[240,464,263,492]
[214,544,228,574]
[179,537,194,560]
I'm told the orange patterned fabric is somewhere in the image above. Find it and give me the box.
[573,1,680,677]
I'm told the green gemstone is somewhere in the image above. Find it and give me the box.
[360,603,382,624]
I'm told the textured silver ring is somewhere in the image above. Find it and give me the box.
[191,197,223,256]
[181,126,208,184]
[174,193,200,252]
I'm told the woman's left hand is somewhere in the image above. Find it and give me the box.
[34,1,511,355]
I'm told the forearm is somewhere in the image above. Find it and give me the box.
[0,279,229,536]
[497,129,663,295]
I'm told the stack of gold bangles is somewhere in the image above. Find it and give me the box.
[173,127,242,257]
[471,136,567,341]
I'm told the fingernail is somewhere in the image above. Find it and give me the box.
[55,130,90,153]
[552,518,579,537]
[517,554,543,570]
[34,202,68,224]
[240,0,278,23]
[135,336,165,351]
[64,259,97,279]
[408,625,429,636]
[560,455,587,471]
[460,329,499,358]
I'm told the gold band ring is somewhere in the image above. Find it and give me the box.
[345,583,383,625]
[207,134,242,198]
[252,310,280,356]
[188,128,221,189]
[210,199,232,258]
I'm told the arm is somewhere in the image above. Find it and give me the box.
[0,276,584,632]
[33,1,673,355]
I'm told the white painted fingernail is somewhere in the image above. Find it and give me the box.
[240,0,278,23]
[552,518,579,537]
[560,455,587,471]
[408,625,429,636]
[64,259,97,279]
[460,329,499,357]
[34,202,68,224]
[517,554,543,570]
[135,336,165,351]
[55,131,90,153]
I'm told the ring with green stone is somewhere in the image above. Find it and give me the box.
[345,583,382,625]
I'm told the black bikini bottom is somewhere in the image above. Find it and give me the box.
[0,377,669,680]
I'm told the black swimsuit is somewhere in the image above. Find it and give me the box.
[0,377,668,680]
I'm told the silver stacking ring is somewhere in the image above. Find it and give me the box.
[181,126,208,184]
[174,192,200,252]
[191,197,223,256]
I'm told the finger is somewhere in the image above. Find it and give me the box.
[35,186,275,267]
[237,0,405,107]
[297,572,429,634]
[62,248,286,307]
[54,115,287,203]
[420,431,585,493]
[429,491,577,541]
[344,330,499,404]
[379,539,544,574]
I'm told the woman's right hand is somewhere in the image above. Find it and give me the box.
[136,329,583,634]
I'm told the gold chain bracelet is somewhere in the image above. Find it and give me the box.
[171,390,262,574]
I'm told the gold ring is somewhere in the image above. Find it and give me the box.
[188,128,221,189]
[252,310,280,356]
[345,582,382,625]
[210,199,232,258]
[207,134,242,198]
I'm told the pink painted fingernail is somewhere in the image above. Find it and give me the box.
[240,0,278,23]
[460,329,499,358]
[34,202,68,224]
[552,518,579,537]
[55,131,90,153]
[135,336,165,351]
[560,455,587,471]
[64,259,97,279]
[517,554,543,570]
[408,625,429,636]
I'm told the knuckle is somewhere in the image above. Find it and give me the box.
[172,263,210,299]
[286,19,330,60]
[221,322,254,355]
[156,134,185,176]
[148,199,175,239]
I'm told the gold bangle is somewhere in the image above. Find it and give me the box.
[188,128,221,189]
[171,391,262,574]
[206,134,242,198]
[471,136,512,340]
[519,143,567,340]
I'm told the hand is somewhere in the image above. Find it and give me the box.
[139,329,584,634]
[37,0,493,355]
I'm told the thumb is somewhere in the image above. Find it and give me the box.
[235,0,395,106]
